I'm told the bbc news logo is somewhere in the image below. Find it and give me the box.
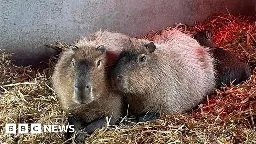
[5,123,75,134]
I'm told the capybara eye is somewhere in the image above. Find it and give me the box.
[138,54,147,63]
[96,59,102,67]
[71,45,79,51]
[71,58,76,67]
[96,45,106,54]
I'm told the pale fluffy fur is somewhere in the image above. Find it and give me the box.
[76,30,131,54]
[112,30,216,114]
[76,30,132,68]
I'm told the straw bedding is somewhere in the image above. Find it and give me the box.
[0,14,255,143]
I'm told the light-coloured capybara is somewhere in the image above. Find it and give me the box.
[111,30,215,115]
[193,30,251,88]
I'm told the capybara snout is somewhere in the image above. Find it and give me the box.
[73,60,94,104]
[70,46,107,104]
[111,62,127,93]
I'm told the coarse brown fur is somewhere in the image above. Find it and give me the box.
[52,44,122,124]
[193,30,251,88]
[111,30,216,115]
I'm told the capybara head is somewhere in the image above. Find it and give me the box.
[193,30,217,47]
[69,45,107,104]
[111,40,159,94]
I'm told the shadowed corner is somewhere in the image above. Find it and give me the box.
[2,42,67,68]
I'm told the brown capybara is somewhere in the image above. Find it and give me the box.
[111,30,215,115]
[52,30,133,123]
[52,44,122,133]
[193,30,251,88]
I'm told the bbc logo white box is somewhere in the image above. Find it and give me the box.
[18,124,29,134]
[31,123,42,134]
[5,123,16,134]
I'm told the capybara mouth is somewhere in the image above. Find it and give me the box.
[73,97,94,105]
[112,74,129,93]
[73,87,94,104]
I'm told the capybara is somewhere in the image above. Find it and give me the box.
[193,30,251,88]
[193,30,218,47]
[111,30,215,115]
[52,30,133,123]
[52,44,122,136]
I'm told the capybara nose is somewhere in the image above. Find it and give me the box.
[85,84,91,90]
[74,85,81,89]
[74,83,91,90]
[111,74,123,90]
[116,75,123,80]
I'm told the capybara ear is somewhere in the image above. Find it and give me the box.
[145,42,156,53]
[205,30,213,39]
[71,45,79,51]
[192,31,199,38]
[96,45,106,54]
